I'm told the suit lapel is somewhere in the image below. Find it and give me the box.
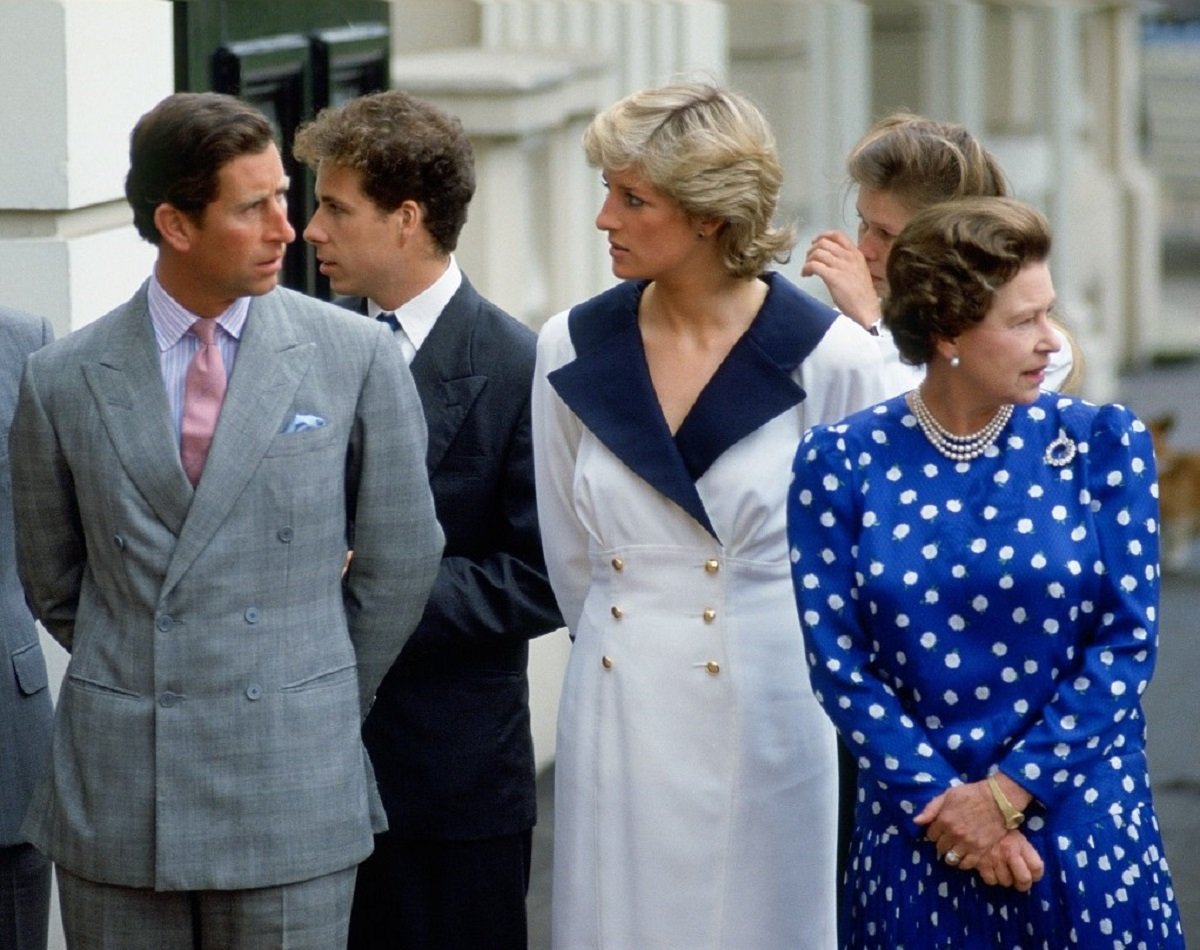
[337,284,487,476]
[81,288,192,536]
[409,279,485,474]
[162,290,314,594]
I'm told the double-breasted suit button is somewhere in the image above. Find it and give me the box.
[702,608,716,623]
[704,558,719,574]
[244,607,260,624]
[611,557,624,571]
[602,656,614,670]
[158,692,179,707]
[705,661,721,675]
[113,534,126,550]
[245,684,263,701]
[156,614,173,632]
[277,527,293,543]
[611,606,623,619]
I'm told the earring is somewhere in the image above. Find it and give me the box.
[950,355,960,368]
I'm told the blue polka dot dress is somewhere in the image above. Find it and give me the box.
[788,392,1185,948]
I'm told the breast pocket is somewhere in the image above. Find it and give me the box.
[437,453,489,480]
[263,423,341,458]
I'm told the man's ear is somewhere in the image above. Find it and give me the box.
[155,204,196,253]
[393,199,423,243]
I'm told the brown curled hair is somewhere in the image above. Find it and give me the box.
[883,197,1051,366]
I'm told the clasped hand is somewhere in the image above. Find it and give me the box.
[914,781,1044,892]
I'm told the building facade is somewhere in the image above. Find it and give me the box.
[1,0,1164,773]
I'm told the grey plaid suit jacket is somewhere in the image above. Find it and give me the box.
[0,306,54,847]
[8,283,442,891]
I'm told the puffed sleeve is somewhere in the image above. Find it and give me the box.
[797,314,894,425]
[789,423,962,814]
[531,311,590,636]
[997,404,1161,808]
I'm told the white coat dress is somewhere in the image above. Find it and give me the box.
[532,273,889,949]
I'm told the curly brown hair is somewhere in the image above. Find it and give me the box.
[883,197,1051,365]
[293,90,475,253]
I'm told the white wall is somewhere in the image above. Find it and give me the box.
[0,0,171,333]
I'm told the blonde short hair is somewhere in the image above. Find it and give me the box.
[582,80,794,279]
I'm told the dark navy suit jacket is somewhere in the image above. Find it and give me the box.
[347,275,562,839]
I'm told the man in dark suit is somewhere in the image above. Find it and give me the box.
[0,305,54,950]
[9,93,442,948]
[294,90,562,949]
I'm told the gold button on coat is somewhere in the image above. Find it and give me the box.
[705,661,721,675]
[611,606,623,619]
[602,655,614,670]
[702,608,716,623]
[611,557,624,571]
[704,559,720,574]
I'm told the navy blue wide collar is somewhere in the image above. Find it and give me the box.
[547,271,836,539]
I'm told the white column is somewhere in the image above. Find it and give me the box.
[478,0,728,102]
[0,0,170,334]
[921,0,986,129]
[730,0,871,292]
[390,48,609,327]
[1102,0,1164,365]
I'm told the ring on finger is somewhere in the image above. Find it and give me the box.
[944,849,962,865]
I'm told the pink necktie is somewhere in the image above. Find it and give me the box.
[180,318,227,486]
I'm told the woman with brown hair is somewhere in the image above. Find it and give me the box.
[803,113,1081,393]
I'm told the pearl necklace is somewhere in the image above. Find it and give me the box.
[908,388,1013,461]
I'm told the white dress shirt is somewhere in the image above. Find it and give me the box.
[368,256,462,364]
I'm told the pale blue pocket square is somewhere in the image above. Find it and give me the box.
[282,413,327,434]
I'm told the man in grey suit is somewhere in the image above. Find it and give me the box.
[295,90,562,949]
[0,306,55,950]
[8,92,443,948]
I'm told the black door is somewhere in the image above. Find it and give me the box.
[174,0,390,296]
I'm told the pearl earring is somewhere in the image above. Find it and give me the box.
[950,355,961,368]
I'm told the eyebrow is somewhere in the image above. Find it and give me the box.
[239,180,290,209]
[855,207,896,232]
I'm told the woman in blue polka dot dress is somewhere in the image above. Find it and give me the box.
[788,197,1184,948]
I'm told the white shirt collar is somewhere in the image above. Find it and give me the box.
[366,255,461,355]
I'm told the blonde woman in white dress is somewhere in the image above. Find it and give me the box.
[532,80,888,949]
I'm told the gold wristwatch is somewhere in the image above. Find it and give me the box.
[987,775,1025,830]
